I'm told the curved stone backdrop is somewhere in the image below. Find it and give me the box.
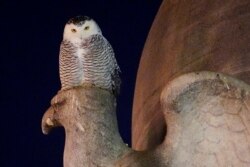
[132,0,250,150]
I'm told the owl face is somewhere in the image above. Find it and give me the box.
[63,16,102,43]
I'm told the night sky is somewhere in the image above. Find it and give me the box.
[1,1,162,166]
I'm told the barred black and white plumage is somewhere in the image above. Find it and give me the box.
[59,16,121,95]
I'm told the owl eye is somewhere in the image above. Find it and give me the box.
[71,29,77,33]
[84,26,90,30]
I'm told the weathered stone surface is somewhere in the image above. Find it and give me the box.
[160,72,250,166]
[42,72,250,166]
[132,0,250,150]
[42,87,130,167]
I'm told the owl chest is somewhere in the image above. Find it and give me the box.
[81,51,111,82]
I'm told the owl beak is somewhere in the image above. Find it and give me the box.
[80,34,84,40]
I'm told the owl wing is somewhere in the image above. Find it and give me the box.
[105,38,121,96]
[87,34,121,95]
[111,65,121,96]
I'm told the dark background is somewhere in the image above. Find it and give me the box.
[1,1,162,166]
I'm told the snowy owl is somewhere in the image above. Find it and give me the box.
[59,16,121,95]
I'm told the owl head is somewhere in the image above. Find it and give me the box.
[63,16,102,42]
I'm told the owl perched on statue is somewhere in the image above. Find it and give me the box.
[59,16,121,95]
